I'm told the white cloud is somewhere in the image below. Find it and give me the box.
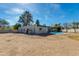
[52,4,60,9]
[5,16,20,25]
[5,8,25,14]
[17,3,38,12]
[50,4,62,14]
[18,3,30,6]
[59,15,66,19]
[11,8,24,14]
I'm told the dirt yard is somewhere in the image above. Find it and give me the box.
[0,33,79,56]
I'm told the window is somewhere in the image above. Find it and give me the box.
[39,28,42,31]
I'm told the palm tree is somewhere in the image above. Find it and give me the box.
[18,11,33,26]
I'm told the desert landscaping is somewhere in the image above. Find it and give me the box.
[1,3,79,56]
[0,33,79,56]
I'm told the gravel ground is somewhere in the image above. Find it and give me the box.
[0,33,79,56]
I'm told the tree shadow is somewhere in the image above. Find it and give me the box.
[0,31,53,37]
[19,33,53,37]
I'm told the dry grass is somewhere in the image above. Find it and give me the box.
[0,33,79,56]
[68,36,79,41]
[67,33,79,41]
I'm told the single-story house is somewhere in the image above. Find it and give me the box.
[18,24,49,34]
[62,29,79,32]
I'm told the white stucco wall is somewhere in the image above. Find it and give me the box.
[18,25,48,34]
[34,26,48,34]
[62,29,79,32]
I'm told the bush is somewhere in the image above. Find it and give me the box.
[13,23,21,30]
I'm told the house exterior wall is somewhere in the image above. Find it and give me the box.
[34,26,48,34]
[62,29,79,32]
[18,25,48,34]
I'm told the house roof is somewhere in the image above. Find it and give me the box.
[37,25,50,28]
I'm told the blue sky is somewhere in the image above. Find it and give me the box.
[0,3,79,26]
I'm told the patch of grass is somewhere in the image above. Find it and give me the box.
[68,35,79,41]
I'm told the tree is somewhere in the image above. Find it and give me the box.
[72,22,77,32]
[0,18,9,30]
[13,23,21,30]
[53,23,62,32]
[75,22,79,29]
[0,18,9,26]
[63,23,69,32]
[36,20,40,26]
[18,11,33,26]
[70,22,79,32]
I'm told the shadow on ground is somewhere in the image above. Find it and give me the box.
[0,31,52,37]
